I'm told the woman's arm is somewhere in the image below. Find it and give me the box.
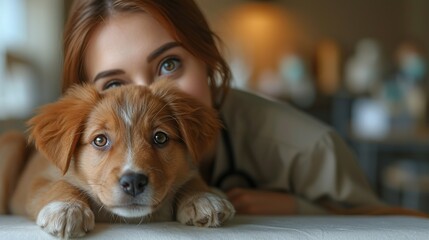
[226,188,328,215]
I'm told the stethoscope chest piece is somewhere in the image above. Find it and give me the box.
[215,168,256,190]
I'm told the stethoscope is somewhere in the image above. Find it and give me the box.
[214,117,257,190]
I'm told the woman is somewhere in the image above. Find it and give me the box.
[62,0,387,215]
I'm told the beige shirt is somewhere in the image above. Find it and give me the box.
[211,89,384,214]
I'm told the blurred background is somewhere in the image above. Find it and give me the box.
[1,0,428,213]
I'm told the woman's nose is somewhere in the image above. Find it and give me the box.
[132,76,154,87]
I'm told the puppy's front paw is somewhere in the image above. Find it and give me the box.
[36,201,95,238]
[177,192,235,227]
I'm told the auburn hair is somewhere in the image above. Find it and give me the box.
[62,0,231,108]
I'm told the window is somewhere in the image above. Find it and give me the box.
[0,0,34,120]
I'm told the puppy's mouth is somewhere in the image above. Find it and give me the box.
[109,203,157,218]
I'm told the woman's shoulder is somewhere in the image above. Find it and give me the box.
[220,88,334,149]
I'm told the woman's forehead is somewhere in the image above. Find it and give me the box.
[84,12,175,79]
[90,12,173,52]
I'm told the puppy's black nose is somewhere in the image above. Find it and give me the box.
[119,172,148,197]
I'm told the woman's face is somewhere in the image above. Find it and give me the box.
[85,12,212,106]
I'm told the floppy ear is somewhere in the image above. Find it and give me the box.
[27,84,101,174]
[150,80,221,163]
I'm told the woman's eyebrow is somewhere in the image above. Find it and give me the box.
[147,42,181,62]
[93,69,125,82]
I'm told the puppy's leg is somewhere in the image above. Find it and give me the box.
[29,179,94,238]
[176,176,235,227]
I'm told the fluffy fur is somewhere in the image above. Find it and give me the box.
[10,80,235,238]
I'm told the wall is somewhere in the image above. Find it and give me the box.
[196,0,429,68]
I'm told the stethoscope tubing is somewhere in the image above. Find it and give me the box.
[214,117,256,189]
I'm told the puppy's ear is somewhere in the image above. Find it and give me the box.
[27,84,101,174]
[151,80,221,163]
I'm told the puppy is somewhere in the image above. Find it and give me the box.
[10,80,235,238]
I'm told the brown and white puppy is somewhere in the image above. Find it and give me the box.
[10,80,235,238]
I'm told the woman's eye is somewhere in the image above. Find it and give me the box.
[153,132,169,146]
[159,58,181,76]
[92,134,111,150]
[103,80,123,90]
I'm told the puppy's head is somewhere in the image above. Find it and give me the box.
[28,80,220,218]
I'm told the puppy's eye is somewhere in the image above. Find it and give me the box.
[92,134,110,149]
[153,132,168,146]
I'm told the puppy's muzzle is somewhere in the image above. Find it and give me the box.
[119,172,148,197]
